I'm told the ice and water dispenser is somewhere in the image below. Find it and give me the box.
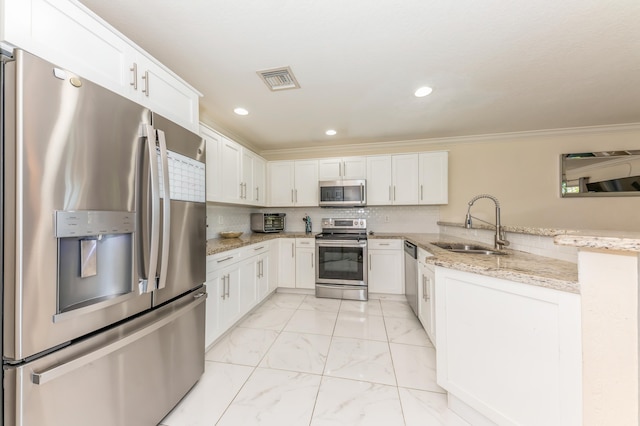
[55,211,135,314]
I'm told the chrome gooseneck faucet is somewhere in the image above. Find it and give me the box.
[465,194,510,250]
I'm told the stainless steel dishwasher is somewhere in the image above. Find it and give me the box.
[404,240,419,316]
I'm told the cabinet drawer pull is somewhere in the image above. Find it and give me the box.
[130,63,138,90]
[142,70,149,96]
[217,256,234,263]
[254,246,265,251]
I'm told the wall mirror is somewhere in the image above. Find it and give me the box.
[561,150,640,197]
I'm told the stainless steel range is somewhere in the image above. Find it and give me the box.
[315,218,368,301]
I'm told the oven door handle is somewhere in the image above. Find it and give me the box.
[316,240,367,248]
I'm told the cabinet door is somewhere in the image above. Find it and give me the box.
[253,156,266,206]
[342,157,367,179]
[268,161,295,206]
[318,158,343,181]
[135,55,200,133]
[256,255,270,301]
[278,239,296,288]
[240,149,254,205]
[205,273,223,348]
[293,160,319,206]
[366,156,393,205]
[4,0,131,97]
[222,267,241,326]
[238,259,256,314]
[435,268,582,425]
[419,151,448,205]
[221,137,242,203]
[201,125,222,202]
[368,249,403,294]
[418,262,436,345]
[392,154,419,205]
[295,247,316,289]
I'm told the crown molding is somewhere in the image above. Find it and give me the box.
[258,123,640,160]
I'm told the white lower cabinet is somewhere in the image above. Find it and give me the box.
[417,248,435,345]
[435,267,582,426]
[205,243,273,348]
[295,238,316,289]
[367,239,404,294]
[277,239,297,288]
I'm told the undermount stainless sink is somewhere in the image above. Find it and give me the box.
[431,242,508,256]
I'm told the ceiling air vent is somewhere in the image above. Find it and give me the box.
[257,66,300,91]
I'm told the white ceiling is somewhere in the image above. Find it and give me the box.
[79,0,640,152]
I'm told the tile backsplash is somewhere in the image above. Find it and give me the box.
[206,203,577,263]
[207,204,440,238]
[439,225,578,263]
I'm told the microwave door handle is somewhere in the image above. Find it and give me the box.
[156,129,171,290]
[360,183,365,203]
[139,124,160,293]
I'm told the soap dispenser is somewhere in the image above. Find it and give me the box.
[302,214,312,234]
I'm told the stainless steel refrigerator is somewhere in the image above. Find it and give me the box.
[1,49,207,425]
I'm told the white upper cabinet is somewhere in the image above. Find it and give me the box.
[1,0,200,132]
[367,152,448,206]
[268,160,318,207]
[220,137,243,203]
[318,157,366,181]
[366,154,419,205]
[392,154,420,204]
[419,151,448,205]
[366,156,393,205]
[200,125,222,202]
[252,155,267,206]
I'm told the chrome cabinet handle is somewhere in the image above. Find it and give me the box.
[130,63,138,90]
[394,186,396,201]
[256,187,259,202]
[291,189,294,203]
[311,253,314,269]
[421,185,424,201]
[295,189,298,203]
[217,256,234,263]
[378,243,390,246]
[254,246,265,251]
[226,274,231,298]
[156,130,171,290]
[422,276,427,301]
[426,277,431,300]
[291,243,295,257]
[142,70,149,96]
[220,275,226,299]
[369,254,372,270]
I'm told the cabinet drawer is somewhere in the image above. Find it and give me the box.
[296,238,315,248]
[244,243,269,257]
[368,239,402,250]
[207,250,242,278]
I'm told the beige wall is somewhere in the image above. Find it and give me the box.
[261,125,640,232]
[442,128,640,231]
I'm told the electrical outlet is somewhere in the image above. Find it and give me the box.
[218,216,224,225]
[384,215,390,223]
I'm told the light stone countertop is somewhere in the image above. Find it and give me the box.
[437,221,581,237]
[369,232,579,294]
[554,230,640,253]
[206,232,313,256]
[207,231,579,294]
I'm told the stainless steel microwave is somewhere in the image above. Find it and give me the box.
[319,179,367,207]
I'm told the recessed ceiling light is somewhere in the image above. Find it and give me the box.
[234,107,249,116]
[325,129,337,136]
[414,86,433,97]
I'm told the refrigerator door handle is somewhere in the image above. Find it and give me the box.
[31,294,207,385]
[156,129,171,290]
[140,124,160,293]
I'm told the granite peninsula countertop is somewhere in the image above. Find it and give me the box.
[369,232,579,294]
[207,231,579,294]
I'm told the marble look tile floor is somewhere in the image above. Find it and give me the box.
[159,293,468,426]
